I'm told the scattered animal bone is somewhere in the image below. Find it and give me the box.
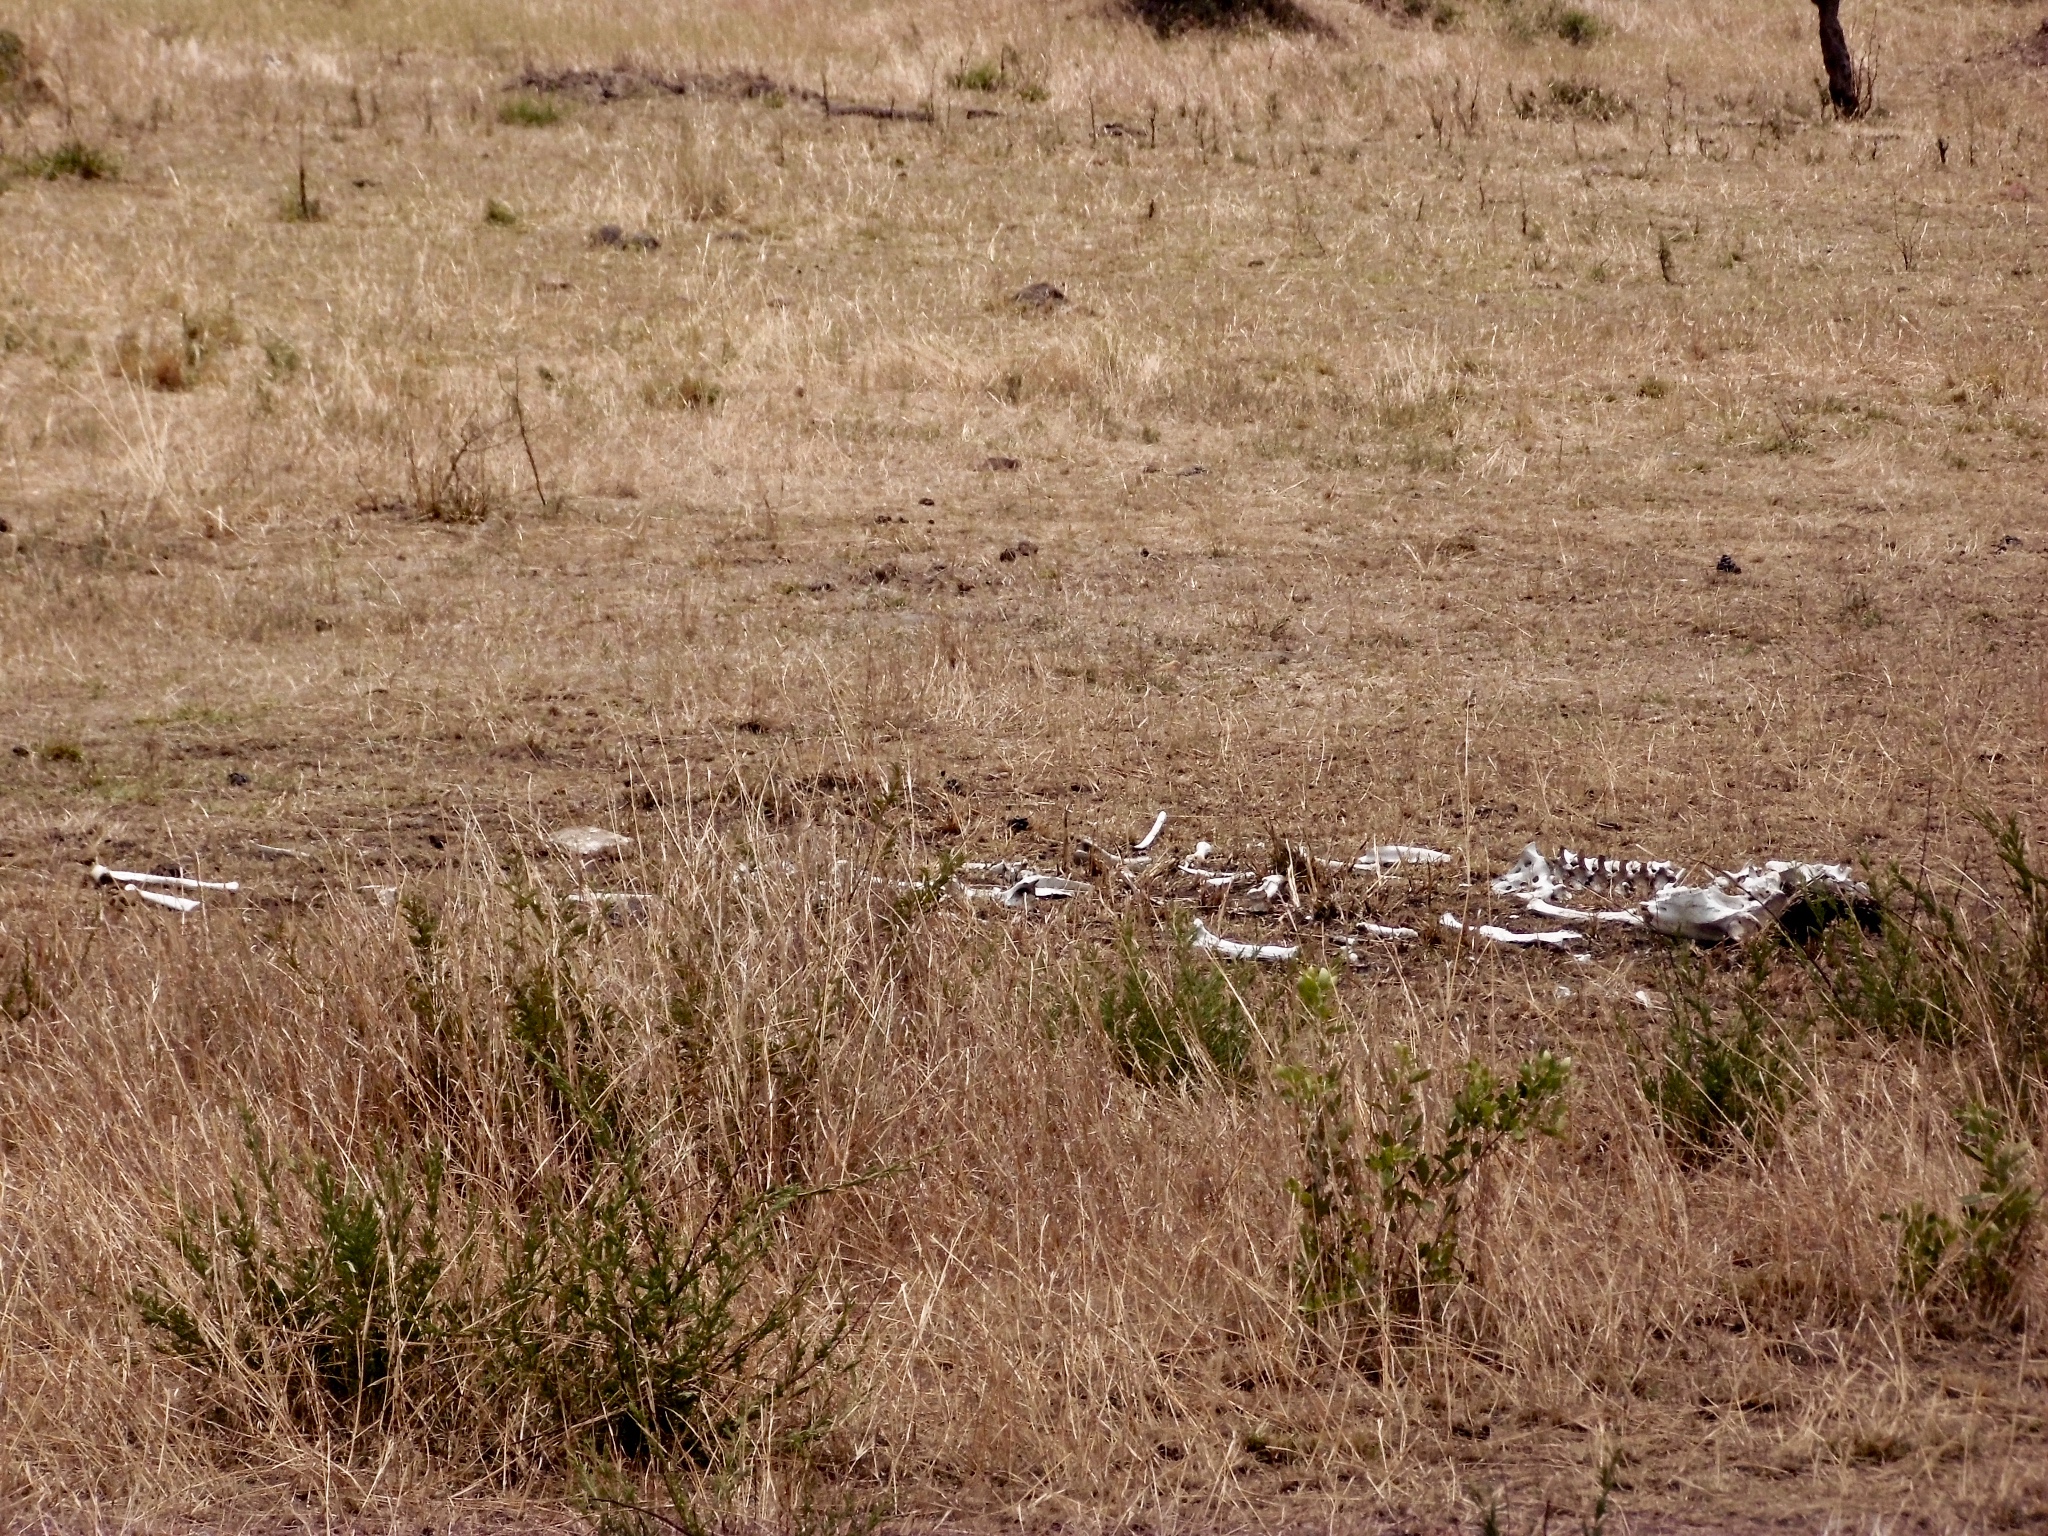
[1191,919,1298,964]
[1492,845,1683,901]
[123,884,201,914]
[1333,845,1452,872]
[1135,811,1168,852]
[1353,920,1420,941]
[957,862,1091,905]
[549,826,632,858]
[360,885,400,907]
[91,863,239,893]
[1440,913,1585,949]
[1523,894,1645,927]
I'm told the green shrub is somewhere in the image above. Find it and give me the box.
[1552,6,1606,45]
[1277,1046,1569,1334]
[484,198,519,227]
[20,140,119,181]
[136,952,857,1475]
[1639,948,1804,1162]
[1095,923,1255,1088]
[949,61,1004,93]
[499,95,563,128]
[1892,1102,2039,1320]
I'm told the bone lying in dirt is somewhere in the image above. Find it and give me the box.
[1491,845,1867,942]
[1191,919,1298,963]
[91,863,240,893]
[123,884,202,914]
[1134,810,1169,852]
[1330,845,1453,872]
[1440,913,1585,949]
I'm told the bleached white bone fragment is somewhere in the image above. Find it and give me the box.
[91,863,239,893]
[1339,844,1453,872]
[549,825,632,858]
[1192,841,1214,860]
[1493,846,1557,897]
[1353,921,1420,940]
[124,884,200,914]
[1134,811,1168,852]
[1642,885,1766,943]
[1633,988,1669,1011]
[1525,895,1645,927]
[1191,919,1298,963]
[1075,838,1151,870]
[360,884,399,907]
[1439,913,1585,949]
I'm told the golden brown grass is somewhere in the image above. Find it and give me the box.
[3,0,2047,1530]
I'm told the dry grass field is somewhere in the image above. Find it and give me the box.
[4,0,2048,1530]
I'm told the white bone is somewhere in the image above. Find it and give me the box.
[124,884,200,913]
[1440,913,1584,949]
[1492,846,1556,897]
[1340,844,1452,872]
[360,884,399,907]
[92,863,238,893]
[566,892,651,918]
[1524,895,1645,926]
[549,825,632,858]
[1192,841,1214,860]
[1642,885,1767,942]
[1353,921,1420,940]
[1191,919,1297,963]
[1134,811,1168,852]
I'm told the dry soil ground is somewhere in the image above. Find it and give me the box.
[3,1,2048,1532]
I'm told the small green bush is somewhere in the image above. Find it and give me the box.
[21,140,119,181]
[137,951,858,1473]
[1892,1102,2039,1320]
[949,61,1004,93]
[499,95,563,128]
[484,198,519,227]
[1278,1046,1569,1334]
[1095,923,1254,1088]
[1640,949,1804,1162]
[1553,6,1606,46]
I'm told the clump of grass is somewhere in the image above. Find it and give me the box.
[262,336,301,379]
[498,94,563,127]
[1891,1102,2039,1322]
[642,374,723,412]
[113,306,243,393]
[1639,948,1805,1164]
[1552,6,1606,46]
[1127,0,1326,34]
[19,140,119,181]
[1638,375,1671,399]
[40,740,83,763]
[949,60,1003,93]
[484,198,519,227]
[1545,78,1628,120]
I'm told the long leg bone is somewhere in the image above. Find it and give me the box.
[1441,913,1585,949]
[123,884,202,913]
[1191,919,1298,963]
[1134,810,1168,852]
[91,863,239,893]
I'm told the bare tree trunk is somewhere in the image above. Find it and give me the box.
[1813,0,1860,117]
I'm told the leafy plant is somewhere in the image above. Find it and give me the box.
[1094,922,1255,1088]
[1277,1046,1569,1334]
[499,94,563,127]
[1640,947,1803,1162]
[137,951,859,1475]
[19,140,119,180]
[135,1118,455,1435]
[1892,1102,2038,1320]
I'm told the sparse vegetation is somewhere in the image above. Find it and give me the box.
[4,2,2048,1530]
[498,93,563,127]
[18,139,118,180]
